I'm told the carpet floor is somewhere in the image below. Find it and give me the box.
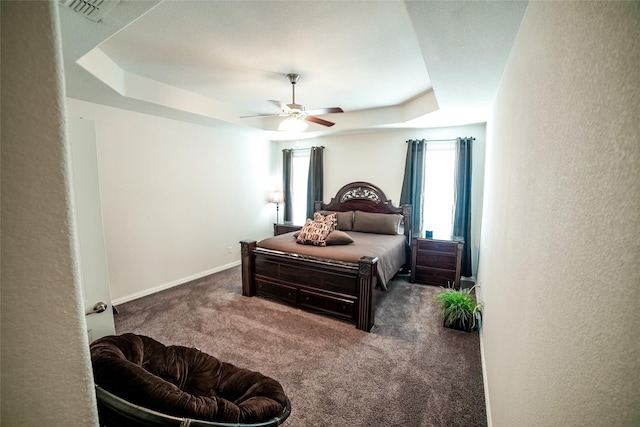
[114,266,486,426]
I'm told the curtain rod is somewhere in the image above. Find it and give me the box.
[282,146,325,152]
[407,137,475,143]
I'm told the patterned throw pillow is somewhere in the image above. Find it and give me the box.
[314,212,337,230]
[296,213,337,246]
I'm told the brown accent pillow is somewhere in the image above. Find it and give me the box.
[325,230,354,245]
[319,210,354,231]
[352,211,403,235]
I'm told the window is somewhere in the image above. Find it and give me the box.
[422,142,455,240]
[291,149,310,225]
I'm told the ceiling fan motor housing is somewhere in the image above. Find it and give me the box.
[286,73,301,84]
[286,103,305,113]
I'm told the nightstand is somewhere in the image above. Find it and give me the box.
[410,238,463,288]
[273,223,302,236]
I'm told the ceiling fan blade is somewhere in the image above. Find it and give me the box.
[269,100,290,112]
[240,113,283,118]
[305,115,336,127]
[305,107,344,115]
[241,100,291,119]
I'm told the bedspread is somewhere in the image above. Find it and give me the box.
[256,231,406,290]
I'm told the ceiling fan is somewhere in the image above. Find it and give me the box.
[242,73,344,129]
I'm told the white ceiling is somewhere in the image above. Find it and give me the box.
[59,0,528,140]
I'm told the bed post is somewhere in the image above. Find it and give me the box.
[356,256,378,332]
[401,204,413,241]
[401,204,413,272]
[240,240,256,297]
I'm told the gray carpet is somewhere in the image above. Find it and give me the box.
[114,266,486,426]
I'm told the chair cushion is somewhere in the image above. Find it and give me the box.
[90,333,288,423]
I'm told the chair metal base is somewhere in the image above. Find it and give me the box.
[95,385,292,427]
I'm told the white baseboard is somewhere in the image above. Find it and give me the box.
[480,330,492,427]
[111,261,241,306]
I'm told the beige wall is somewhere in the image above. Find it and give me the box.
[479,2,640,426]
[1,2,98,425]
[68,93,487,303]
[66,99,275,303]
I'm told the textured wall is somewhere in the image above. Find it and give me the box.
[1,2,98,425]
[479,2,640,426]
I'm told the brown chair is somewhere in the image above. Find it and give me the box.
[90,333,291,427]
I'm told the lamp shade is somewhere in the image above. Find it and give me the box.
[268,191,283,204]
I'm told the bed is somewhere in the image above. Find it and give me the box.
[240,181,412,332]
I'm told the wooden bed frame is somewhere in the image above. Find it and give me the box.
[240,182,412,332]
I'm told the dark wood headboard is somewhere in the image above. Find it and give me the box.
[313,181,413,243]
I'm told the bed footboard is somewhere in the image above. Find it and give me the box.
[240,240,378,331]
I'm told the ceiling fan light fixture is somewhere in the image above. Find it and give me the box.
[278,117,308,132]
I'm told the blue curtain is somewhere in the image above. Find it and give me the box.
[282,149,293,223]
[400,139,426,236]
[453,137,473,277]
[306,146,324,219]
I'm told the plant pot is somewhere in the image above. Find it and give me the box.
[443,318,476,333]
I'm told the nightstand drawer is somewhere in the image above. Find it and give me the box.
[413,266,456,286]
[273,223,303,236]
[415,239,458,254]
[416,252,457,270]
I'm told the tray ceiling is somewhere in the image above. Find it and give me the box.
[59,0,528,140]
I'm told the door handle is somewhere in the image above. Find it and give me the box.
[86,301,108,316]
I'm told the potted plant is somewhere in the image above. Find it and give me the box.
[434,283,483,332]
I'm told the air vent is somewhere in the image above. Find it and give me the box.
[59,0,120,22]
